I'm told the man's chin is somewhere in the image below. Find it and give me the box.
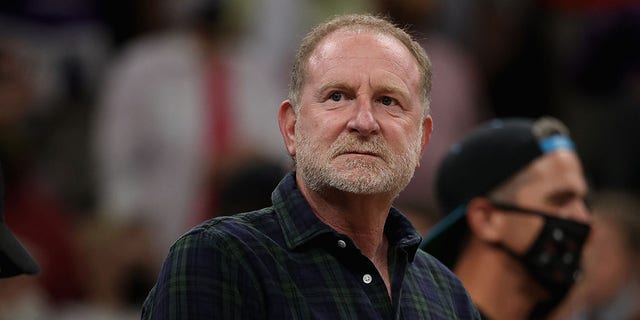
[329,172,396,195]
[331,159,386,175]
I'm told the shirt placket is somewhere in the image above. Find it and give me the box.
[332,236,395,319]
[388,246,409,320]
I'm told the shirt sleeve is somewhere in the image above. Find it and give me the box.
[141,225,265,319]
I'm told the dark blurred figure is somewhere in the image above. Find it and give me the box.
[97,0,169,48]
[0,0,109,215]
[563,7,640,192]
[217,156,288,217]
[472,0,556,119]
[0,163,39,277]
[388,0,556,119]
[0,161,44,317]
[0,43,84,316]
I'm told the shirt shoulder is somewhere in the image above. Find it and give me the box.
[142,208,283,319]
[412,249,461,286]
[177,207,284,253]
[406,249,481,319]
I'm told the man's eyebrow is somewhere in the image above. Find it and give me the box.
[318,81,410,95]
[376,83,410,98]
[545,189,583,204]
[317,80,350,94]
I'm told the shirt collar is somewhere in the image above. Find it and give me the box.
[272,172,422,261]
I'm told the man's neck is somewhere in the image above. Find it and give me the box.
[454,240,548,319]
[298,180,394,295]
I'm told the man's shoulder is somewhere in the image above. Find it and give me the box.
[411,249,460,284]
[170,207,281,251]
[141,208,280,319]
[409,249,474,299]
[409,249,480,318]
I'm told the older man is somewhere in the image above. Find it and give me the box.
[142,13,478,319]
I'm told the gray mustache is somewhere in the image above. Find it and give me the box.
[331,136,390,160]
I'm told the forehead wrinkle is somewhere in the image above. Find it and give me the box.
[305,31,420,105]
[311,56,414,92]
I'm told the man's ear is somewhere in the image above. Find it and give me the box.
[417,115,433,166]
[466,198,503,242]
[278,100,297,157]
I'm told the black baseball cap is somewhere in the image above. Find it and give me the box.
[0,164,40,278]
[419,117,576,268]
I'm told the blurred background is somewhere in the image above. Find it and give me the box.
[0,0,638,318]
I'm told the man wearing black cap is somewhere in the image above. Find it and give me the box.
[0,164,39,278]
[421,117,591,319]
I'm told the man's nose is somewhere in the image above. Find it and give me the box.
[347,97,380,136]
[567,199,592,224]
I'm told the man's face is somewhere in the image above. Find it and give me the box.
[283,30,431,196]
[498,150,591,253]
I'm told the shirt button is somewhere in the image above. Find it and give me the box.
[363,274,372,284]
[337,240,347,248]
[552,228,564,241]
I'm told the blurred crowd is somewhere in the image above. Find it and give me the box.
[0,0,638,319]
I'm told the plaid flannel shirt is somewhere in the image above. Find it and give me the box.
[142,172,479,319]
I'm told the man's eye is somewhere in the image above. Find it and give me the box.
[378,96,395,106]
[330,92,343,102]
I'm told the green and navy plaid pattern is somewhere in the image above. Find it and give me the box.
[142,172,479,319]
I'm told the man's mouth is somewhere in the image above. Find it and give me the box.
[338,150,381,158]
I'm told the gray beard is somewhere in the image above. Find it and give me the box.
[295,128,421,196]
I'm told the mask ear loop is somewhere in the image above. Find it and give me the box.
[488,201,592,319]
[482,203,558,320]
[483,200,551,260]
[488,201,555,219]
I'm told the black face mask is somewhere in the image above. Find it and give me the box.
[489,202,591,300]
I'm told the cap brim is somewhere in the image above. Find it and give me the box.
[0,222,40,278]
[419,206,469,269]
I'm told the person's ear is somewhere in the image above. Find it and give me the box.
[278,100,297,157]
[417,115,433,166]
[466,198,503,242]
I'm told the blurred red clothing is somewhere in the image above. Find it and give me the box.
[4,177,83,304]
